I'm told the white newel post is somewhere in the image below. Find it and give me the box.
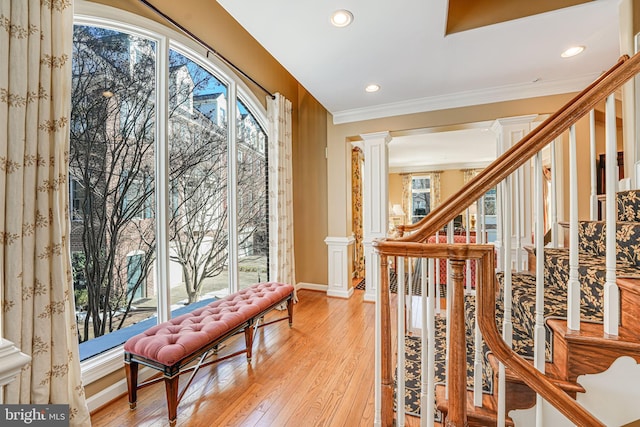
[324,236,356,298]
[491,116,538,271]
[360,132,390,303]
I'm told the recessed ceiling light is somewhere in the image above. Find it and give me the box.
[365,84,380,93]
[331,10,353,27]
[561,46,585,58]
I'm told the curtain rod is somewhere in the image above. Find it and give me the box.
[138,0,276,99]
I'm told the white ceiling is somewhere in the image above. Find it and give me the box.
[388,126,498,173]
[215,0,621,169]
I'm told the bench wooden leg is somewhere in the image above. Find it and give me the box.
[125,361,138,409]
[245,322,254,361]
[287,296,294,327]
[165,375,180,427]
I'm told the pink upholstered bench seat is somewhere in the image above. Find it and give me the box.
[124,282,294,366]
[123,281,295,426]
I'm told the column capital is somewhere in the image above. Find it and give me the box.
[360,131,392,144]
[490,114,540,132]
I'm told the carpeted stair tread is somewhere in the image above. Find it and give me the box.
[617,190,640,222]
[576,221,640,268]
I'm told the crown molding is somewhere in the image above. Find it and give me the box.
[332,73,601,125]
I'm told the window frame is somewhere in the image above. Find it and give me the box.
[74,1,269,386]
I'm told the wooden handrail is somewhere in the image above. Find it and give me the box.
[382,52,640,244]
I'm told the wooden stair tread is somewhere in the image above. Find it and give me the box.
[618,277,640,296]
[547,318,640,349]
[486,353,585,394]
[435,384,514,427]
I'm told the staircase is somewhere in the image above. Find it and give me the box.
[437,191,640,425]
[374,51,640,427]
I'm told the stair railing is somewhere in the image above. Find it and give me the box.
[373,52,640,426]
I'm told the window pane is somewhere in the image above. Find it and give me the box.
[71,25,157,354]
[236,100,268,289]
[168,49,230,305]
[412,177,430,190]
[411,175,431,223]
[411,192,430,223]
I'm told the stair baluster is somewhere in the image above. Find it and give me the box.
[589,109,599,220]
[568,124,581,331]
[604,93,620,336]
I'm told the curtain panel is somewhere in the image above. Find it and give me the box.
[351,147,364,278]
[267,93,296,298]
[0,0,90,424]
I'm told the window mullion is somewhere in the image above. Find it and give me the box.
[228,82,239,294]
[155,35,171,322]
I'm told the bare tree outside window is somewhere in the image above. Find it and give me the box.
[70,28,269,346]
[70,26,157,342]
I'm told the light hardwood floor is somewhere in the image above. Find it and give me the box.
[90,288,423,427]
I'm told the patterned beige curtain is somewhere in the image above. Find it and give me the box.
[401,173,411,223]
[351,147,364,278]
[267,93,296,298]
[1,1,90,424]
[430,171,442,209]
[463,168,482,184]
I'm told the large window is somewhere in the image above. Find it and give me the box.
[70,12,269,363]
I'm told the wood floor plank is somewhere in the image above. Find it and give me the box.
[90,289,423,426]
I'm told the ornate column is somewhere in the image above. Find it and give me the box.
[360,132,391,303]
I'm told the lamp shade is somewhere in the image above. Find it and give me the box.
[392,204,404,216]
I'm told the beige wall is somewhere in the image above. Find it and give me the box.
[388,173,403,208]
[440,170,465,203]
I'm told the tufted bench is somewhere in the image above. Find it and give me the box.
[123,282,295,426]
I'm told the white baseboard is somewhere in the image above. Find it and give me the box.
[327,287,354,299]
[296,282,328,292]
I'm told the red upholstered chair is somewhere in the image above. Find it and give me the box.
[427,234,477,288]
